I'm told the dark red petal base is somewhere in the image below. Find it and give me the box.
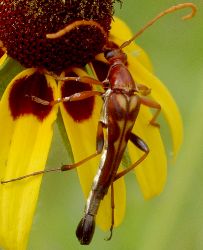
[91,60,110,82]
[61,72,94,122]
[9,72,54,121]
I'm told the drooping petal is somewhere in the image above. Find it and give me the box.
[129,105,167,199]
[127,54,183,158]
[59,68,126,230]
[0,69,58,250]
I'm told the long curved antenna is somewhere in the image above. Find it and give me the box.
[120,3,197,50]
[46,20,108,41]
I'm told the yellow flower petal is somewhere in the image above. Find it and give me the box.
[127,54,183,158]
[0,53,7,68]
[129,105,167,199]
[111,16,153,72]
[0,69,58,250]
[59,68,126,230]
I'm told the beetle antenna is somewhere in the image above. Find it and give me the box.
[120,3,197,50]
[46,20,108,41]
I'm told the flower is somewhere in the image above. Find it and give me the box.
[0,0,184,249]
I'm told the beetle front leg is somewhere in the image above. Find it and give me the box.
[27,90,103,106]
[45,71,103,87]
[140,96,161,127]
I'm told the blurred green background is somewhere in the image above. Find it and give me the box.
[27,0,203,249]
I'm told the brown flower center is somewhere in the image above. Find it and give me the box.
[9,72,53,120]
[0,0,119,71]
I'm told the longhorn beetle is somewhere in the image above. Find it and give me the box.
[1,3,197,245]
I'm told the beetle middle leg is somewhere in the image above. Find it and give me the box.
[136,83,151,96]
[61,121,104,171]
[140,96,161,127]
[27,89,103,106]
[114,133,149,181]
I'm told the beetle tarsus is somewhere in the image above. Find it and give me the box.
[105,225,113,241]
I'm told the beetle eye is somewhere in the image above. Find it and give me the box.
[104,50,115,60]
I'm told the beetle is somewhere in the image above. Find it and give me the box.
[1,2,196,245]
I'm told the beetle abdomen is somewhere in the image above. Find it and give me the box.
[76,214,95,245]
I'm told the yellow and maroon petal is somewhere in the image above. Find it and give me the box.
[59,68,126,230]
[0,69,58,250]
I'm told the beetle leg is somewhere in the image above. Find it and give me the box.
[1,122,105,184]
[105,183,115,241]
[136,83,151,96]
[44,71,103,87]
[62,121,104,171]
[114,133,149,181]
[46,20,107,41]
[27,90,103,106]
[140,96,161,127]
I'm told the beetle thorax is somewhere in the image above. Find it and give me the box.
[108,61,136,93]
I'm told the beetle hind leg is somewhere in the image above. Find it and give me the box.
[105,183,115,241]
[114,133,149,181]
